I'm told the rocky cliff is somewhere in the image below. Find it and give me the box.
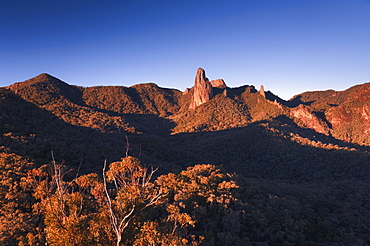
[210,79,227,88]
[290,104,331,135]
[189,68,214,109]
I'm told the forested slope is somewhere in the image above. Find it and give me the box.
[1,73,370,245]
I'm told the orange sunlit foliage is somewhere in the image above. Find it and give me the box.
[0,152,44,245]
[28,157,240,245]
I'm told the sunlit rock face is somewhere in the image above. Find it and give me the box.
[183,88,190,95]
[190,68,214,109]
[291,104,331,135]
[259,85,266,98]
[210,79,227,89]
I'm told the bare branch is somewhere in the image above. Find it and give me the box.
[75,158,83,179]
[103,160,119,235]
[51,151,67,218]
[125,135,130,158]
[102,157,161,245]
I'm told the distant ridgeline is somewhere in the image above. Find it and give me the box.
[1,68,370,245]
[7,68,370,144]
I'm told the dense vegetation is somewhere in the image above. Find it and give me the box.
[1,73,370,245]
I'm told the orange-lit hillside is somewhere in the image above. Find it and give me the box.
[1,69,370,245]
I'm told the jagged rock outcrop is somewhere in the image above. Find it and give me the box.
[259,85,266,98]
[183,88,190,95]
[268,99,283,109]
[210,79,227,88]
[290,104,331,135]
[189,68,214,109]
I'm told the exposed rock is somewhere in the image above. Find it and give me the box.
[259,85,266,98]
[361,104,370,134]
[290,104,331,135]
[268,99,283,109]
[326,106,352,130]
[189,68,213,109]
[183,88,190,95]
[326,102,370,138]
[210,79,227,89]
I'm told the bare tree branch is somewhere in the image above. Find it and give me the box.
[102,157,162,246]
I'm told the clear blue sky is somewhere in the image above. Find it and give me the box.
[1,0,370,100]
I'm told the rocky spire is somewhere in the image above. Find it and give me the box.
[189,68,214,109]
[259,85,266,98]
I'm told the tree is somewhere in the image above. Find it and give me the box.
[102,156,162,246]
[0,152,45,246]
[30,157,242,245]
[155,164,240,245]
[32,157,108,245]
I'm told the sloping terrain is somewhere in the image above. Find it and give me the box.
[81,83,182,116]
[9,71,370,146]
[5,71,370,182]
[1,70,370,245]
[292,82,370,144]
[0,87,131,171]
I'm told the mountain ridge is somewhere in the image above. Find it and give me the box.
[2,69,370,245]
[5,69,370,146]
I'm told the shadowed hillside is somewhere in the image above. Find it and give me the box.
[8,72,370,146]
[5,71,370,176]
[0,87,132,171]
[2,70,370,245]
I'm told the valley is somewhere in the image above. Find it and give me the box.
[1,69,370,245]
